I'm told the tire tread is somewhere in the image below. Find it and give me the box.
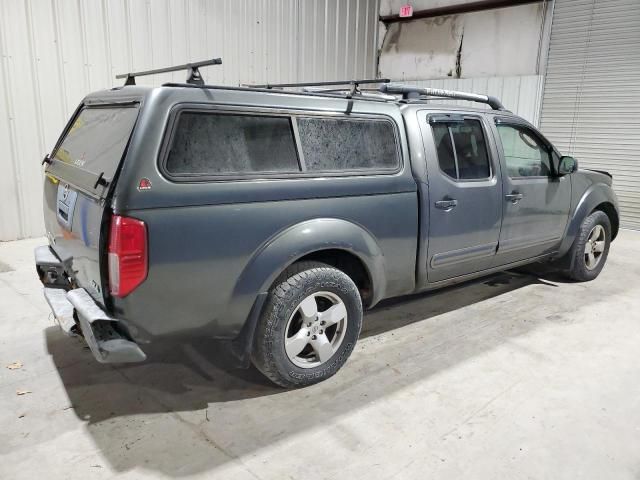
[252,261,362,388]
[565,210,611,282]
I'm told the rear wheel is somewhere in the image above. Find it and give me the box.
[565,210,611,282]
[252,261,363,388]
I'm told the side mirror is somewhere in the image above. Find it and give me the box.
[558,155,578,175]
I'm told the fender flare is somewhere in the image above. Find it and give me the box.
[557,183,619,259]
[233,217,387,304]
[225,218,386,366]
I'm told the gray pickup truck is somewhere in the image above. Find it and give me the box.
[36,63,619,387]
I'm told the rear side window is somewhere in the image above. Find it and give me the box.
[166,112,300,175]
[431,119,491,180]
[297,117,399,171]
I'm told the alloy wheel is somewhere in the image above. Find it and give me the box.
[284,291,348,369]
[584,224,606,270]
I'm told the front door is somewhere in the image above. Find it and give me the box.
[491,119,571,265]
[420,113,503,284]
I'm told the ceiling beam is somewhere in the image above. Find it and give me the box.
[380,0,545,24]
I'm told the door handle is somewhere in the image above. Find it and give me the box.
[505,192,524,204]
[435,199,458,211]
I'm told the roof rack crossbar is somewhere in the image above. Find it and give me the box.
[379,83,505,110]
[247,78,390,89]
[116,58,222,86]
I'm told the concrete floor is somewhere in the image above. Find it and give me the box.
[1,231,639,479]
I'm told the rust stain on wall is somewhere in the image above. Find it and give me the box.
[379,16,464,79]
[455,31,464,78]
[378,3,544,80]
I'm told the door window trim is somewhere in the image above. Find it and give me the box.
[427,113,496,184]
[158,103,404,183]
[493,117,558,179]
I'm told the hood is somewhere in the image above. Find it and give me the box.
[582,168,613,187]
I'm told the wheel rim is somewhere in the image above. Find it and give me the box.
[284,291,348,369]
[584,224,606,270]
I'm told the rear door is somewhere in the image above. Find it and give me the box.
[491,119,571,265]
[419,112,503,283]
[43,104,139,304]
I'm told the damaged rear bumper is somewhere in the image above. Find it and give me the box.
[36,246,146,364]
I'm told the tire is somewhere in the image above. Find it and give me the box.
[565,210,611,282]
[252,261,363,388]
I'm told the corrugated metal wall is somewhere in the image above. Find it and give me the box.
[407,75,545,126]
[0,0,379,241]
[540,0,640,229]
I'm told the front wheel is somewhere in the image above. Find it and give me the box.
[565,210,611,282]
[252,261,363,388]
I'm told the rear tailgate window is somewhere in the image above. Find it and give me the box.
[46,105,139,196]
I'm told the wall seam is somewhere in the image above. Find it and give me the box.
[354,0,360,77]
[124,0,133,71]
[51,0,69,122]
[24,0,47,157]
[24,0,48,237]
[363,0,370,77]
[77,0,91,91]
[0,2,25,238]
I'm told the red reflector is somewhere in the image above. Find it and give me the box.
[138,178,152,190]
[108,215,147,297]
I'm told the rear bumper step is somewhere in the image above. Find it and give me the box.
[36,246,146,364]
[44,287,76,335]
[43,286,146,363]
[67,289,146,363]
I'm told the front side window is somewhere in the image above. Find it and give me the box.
[431,119,491,181]
[166,112,300,175]
[496,124,552,177]
[296,116,399,171]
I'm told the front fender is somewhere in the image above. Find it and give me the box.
[557,182,619,258]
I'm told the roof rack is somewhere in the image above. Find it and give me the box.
[379,83,505,110]
[116,58,222,86]
[158,75,506,111]
[159,82,395,108]
[246,78,390,98]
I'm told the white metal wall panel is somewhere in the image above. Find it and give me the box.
[540,0,640,229]
[407,75,545,126]
[0,0,379,241]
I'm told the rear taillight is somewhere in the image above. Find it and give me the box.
[108,215,147,297]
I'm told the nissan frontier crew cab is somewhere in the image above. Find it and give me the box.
[36,61,619,388]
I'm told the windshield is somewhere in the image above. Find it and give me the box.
[47,105,139,194]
